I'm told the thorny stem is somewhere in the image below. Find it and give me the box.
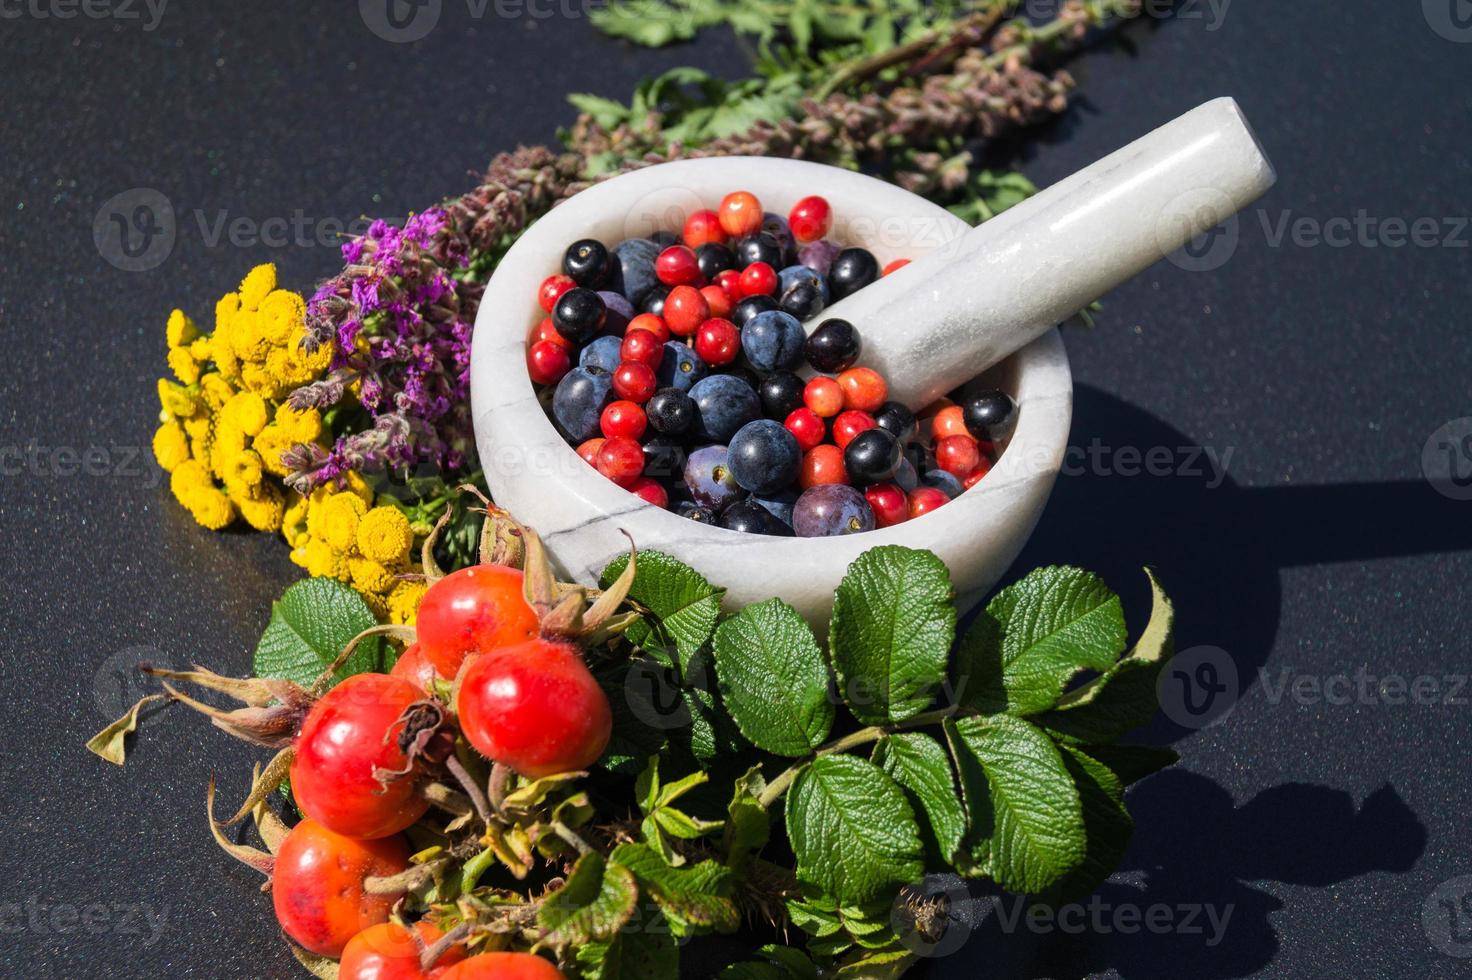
[420,922,472,972]
[488,762,512,818]
[552,821,594,856]
[445,753,493,826]
[757,707,961,808]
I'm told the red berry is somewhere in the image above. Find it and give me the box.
[800,444,848,489]
[663,284,709,337]
[931,405,967,441]
[837,367,887,413]
[714,269,742,300]
[532,317,573,352]
[455,638,613,779]
[803,377,844,418]
[908,486,950,518]
[272,819,410,958]
[694,318,740,366]
[865,483,909,528]
[439,953,567,980]
[290,673,431,839]
[612,361,657,403]
[527,339,571,386]
[788,195,832,244]
[683,209,726,248]
[701,284,733,319]
[416,565,539,679]
[882,258,911,276]
[963,457,992,489]
[784,407,826,452]
[738,261,777,298]
[628,476,669,508]
[595,435,645,486]
[538,274,575,313]
[656,245,702,287]
[719,191,763,238]
[576,437,605,467]
[600,400,648,440]
[620,329,664,369]
[626,312,670,343]
[340,920,467,980]
[935,434,981,478]
[832,410,876,449]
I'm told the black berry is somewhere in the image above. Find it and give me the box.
[805,318,861,372]
[552,287,606,344]
[829,247,879,300]
[731,294,779,328]
[734,233,784,270]
[696,242,736,280]
[872,401,917,444]
[843,428,901,485]
[562,239,610,288]
[647,388,697,436]
[962,388,1016,438]
[758,371,806,419]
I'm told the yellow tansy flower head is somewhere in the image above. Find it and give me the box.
[167,346,201,385]
[348,556,398,595]
[319,492,368,552]
[304,538,349,581]
[236,485,285,533]
[225,391,270,438]
[239,263,277,312]
[258,289,306,347]
[356,506,414,566]
[152,422,191,473]
[166,309,200,349]
[157,379,198,419]
[223,449,265,490]
[386,579,428,626]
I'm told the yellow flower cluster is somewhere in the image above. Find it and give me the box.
[288,489,426,624]
[153,264,331,535]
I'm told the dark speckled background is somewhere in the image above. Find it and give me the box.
[2,1,1470,977]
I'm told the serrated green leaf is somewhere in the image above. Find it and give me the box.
[603,551,724,671]
[954,566,1126,717]
[833,946,915,978]
[595,660,671,775]
[1035,570,1175,742]
[253,577,384,688]
[612,842,740,935]
[787,894,845,937]
[785,754,925,904]
[723,766,770,871]
[872,732,967,865]
[946,714,1085,894]
[655,806,724,840]
[681,644,751,764]
[1082,743,1179,787]
[574,899,678,979]
[830,546,955,725]
[758,944,819,978]
[1052,743,1134,899]
[567,92,632,129]
[714,598,834,756]
[537,852,639,950]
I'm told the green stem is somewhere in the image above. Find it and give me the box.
[757,706,960,808]
[458,847,498,894]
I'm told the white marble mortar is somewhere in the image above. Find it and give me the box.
[470,99,1274,623]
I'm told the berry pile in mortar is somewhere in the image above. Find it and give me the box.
[525,191,1015,536]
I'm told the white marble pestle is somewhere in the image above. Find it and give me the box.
[470,98,1276,623]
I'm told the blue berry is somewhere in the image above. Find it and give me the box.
[579,335,623,374]
[727,419,801,494]
[731,294,779,328]
[690,374,761,443]
[760,212,798,264]
[741,310,806,373]
[552,366,612,442]
[798,240,841,277]
[752,489,799,526]
[778,264,828,303]
[720,498,791,535]
[655,341,707,393]
[598,291,635,334]
[922,469,965,499]
[793,484,876,537]
[894,456,919,492]
[684,445,747,513]
[611,239,661,304]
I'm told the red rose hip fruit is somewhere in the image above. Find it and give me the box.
[272,819,410,958]
[416,565,539,679]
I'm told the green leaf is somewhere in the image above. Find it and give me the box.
[872,733,967,864]
[567,92,633,129]
[594,659,671,775]
[1052,743,1134,899]
[654,806,724,840]
[253,577,384,688]
[1082,743,1179,787]
[1035,570,1175,742]
[954,566,1126,717]
[537,852,639,950]
[945,714,1085,894]
[723,766,771,871]
[757,944,819,978]
[574,899,678,979]
[833,947,915,978]
[713,598,834,756]
[829,546,955,725]
[681,645,752,764]
[612,842,741,935]
[603,550,724,671]
[785,754,925,904]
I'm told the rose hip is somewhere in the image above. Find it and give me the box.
[620,329,664,369]
[663,284,709,337]
[701,283,733,319]
[656,244,703,287]
[628,476,669,508]
[532,317,572,352]
[963,456,993,489]
[600,400,647,440]
[595,436,645,486]
[739,261,778,298]
[931,405,968,441]
[832,409,876,449]
[908,486,950,518]
[626,312,670,343]
[576,437,605,467]
[935,434,981,478]
[538,273,575,313]
[683,209,726,248]
[882,258,911,276]
[837,366,887,413]
[800,444,848,489]
[714,269,742,301]
[784,407,826,452]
